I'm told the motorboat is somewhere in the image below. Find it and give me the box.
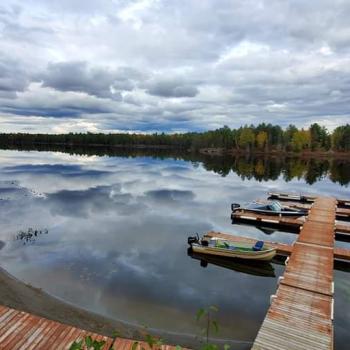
[231,200,308,217]
[187,235,276,261]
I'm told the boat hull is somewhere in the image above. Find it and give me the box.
[191,244,276,261]
[235,208,306,217]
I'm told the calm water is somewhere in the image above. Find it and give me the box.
[0,149,349,349]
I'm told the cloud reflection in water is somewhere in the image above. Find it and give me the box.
[0,149,349,348]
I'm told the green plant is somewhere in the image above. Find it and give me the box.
[69,335,106,350]
[196,306,230,350]
[131,330,166,350]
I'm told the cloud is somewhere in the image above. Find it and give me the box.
[46,185,143,218]
[144,189,195,202]
[2,164,110,177]
[40,61,140,99]
[0,57,29,98]
[146,79,199,98]
[0,0,350,132]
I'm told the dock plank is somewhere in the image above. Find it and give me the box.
[0,305,186,350]
[251,197,336,350]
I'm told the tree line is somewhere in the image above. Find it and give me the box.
[0,123,349,152]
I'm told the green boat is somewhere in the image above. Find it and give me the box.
[188,235,276,261]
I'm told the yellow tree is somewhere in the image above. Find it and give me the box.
[256,131,268,151]
[291,129,311,152]
[238,127,255,151]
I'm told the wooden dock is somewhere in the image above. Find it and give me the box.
[251,196,337,350]
[231,210,350,238]
[204,231,350,263]
[268,191,350,208]
[0,305,185,350]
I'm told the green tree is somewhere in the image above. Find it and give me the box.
[332,124,350,151]
[309,123,330,150]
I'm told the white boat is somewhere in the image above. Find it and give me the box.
[231,200,308,217]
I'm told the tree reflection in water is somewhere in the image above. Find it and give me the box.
[1,144,349,185]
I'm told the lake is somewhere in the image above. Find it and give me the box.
[0,148,349,349]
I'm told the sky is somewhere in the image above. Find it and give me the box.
[0,0,350,134]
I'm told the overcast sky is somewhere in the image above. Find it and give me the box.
[0,0,349,133]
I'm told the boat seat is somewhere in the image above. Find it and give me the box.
[252,240,264,251]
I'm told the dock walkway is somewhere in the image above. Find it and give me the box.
[231,210,350,237]
[251,197,336,350]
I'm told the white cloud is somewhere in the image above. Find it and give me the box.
[0,0,349,132]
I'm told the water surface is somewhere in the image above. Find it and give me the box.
[0,149,349,349]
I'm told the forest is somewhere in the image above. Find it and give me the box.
[0,123,350,153]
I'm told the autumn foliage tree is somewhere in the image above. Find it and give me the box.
[256,131,268,151]
[238,127,255,151]
[0,122,349,153]
[291,129,311,152]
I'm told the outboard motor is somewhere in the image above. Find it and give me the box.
[188,233,200,246]
[300,196,308,203]
[231,203,241,212]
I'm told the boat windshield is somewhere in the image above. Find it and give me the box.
[269,201,282,212]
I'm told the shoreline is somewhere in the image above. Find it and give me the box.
[1,144,350,160]
[0,266,251,349]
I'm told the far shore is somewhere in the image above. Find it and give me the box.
[1,143,350,160]
[198,147,350,159]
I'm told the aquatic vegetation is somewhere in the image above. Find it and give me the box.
[15,227,48,244]
[69,336,105,350]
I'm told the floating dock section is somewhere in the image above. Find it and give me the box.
[231,207,350,239]
[204,231,350,263]
[251,196,337,350]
